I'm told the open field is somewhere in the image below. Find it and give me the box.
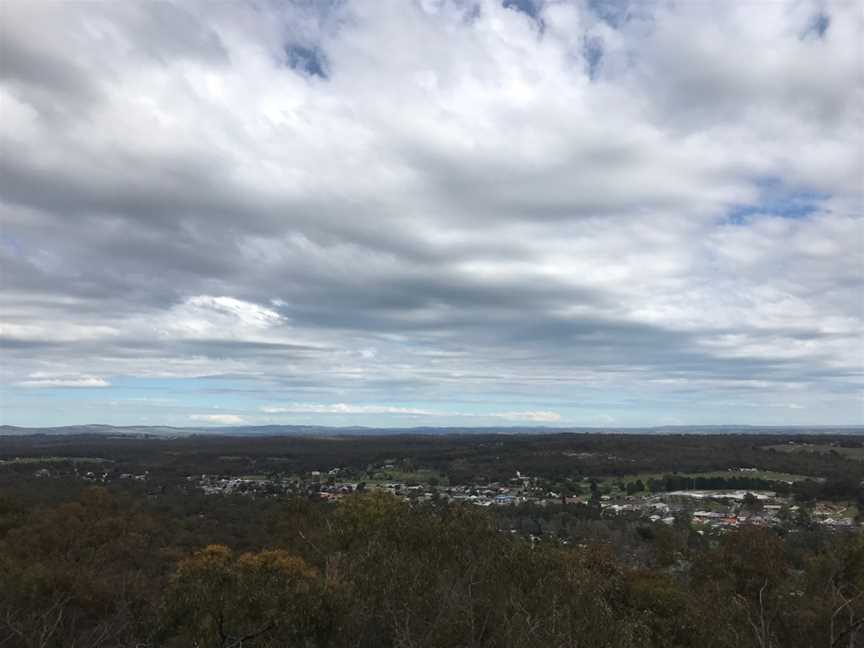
[605,469,814,485]
[599,469,816,497]
[365,468,450,485]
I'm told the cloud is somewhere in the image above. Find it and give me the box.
[0,0,861,426]
[261,403,561,423]
[496,411,562,423]
[189,414,247,425]
[157,295,285,339]
[16,373,110,388]
[262,403,436,416]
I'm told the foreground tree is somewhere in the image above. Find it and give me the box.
[162,545,326,647]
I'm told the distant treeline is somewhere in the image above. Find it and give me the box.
[2,433,863,483]
[3,432,864,504]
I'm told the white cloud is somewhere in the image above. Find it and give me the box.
[189,414,247,425]
[16,374,110,388]
[185,296,282,327]
[262,403,435,416]
[157,295,284,339]
[261,403,561,423]
[495,411,562,423]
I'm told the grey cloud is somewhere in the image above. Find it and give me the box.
[0,0,861,425]
[0,30,101,113]
[0,337,63,350]
[116,2,229,65]
[0,144,238,225]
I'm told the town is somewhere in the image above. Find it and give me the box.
[188,461,858,534]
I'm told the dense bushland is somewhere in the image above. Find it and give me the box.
[1,485,863,648]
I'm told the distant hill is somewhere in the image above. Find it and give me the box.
[1,423,862,438]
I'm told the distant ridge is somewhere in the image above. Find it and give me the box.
[1,424,863,438]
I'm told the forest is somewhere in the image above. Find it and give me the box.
[2,432,864,647]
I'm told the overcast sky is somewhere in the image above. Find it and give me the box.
[1,0,862,428]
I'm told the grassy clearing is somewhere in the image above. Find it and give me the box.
[365,468,449,486]
[600,470,815,496]
[606,469,811,484]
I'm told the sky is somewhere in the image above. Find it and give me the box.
[0,0,862,429]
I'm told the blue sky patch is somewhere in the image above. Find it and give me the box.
[802,12,830,40]
[725,180,829,224]
[284,44,328,78]
[502,0,540,19]
[588,0,631,29]
[583,35,604,80]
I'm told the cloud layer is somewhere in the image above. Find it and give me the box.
[1,0,861,427]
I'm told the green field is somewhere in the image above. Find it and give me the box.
[365,468,449,486]
[601,469,814,495]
